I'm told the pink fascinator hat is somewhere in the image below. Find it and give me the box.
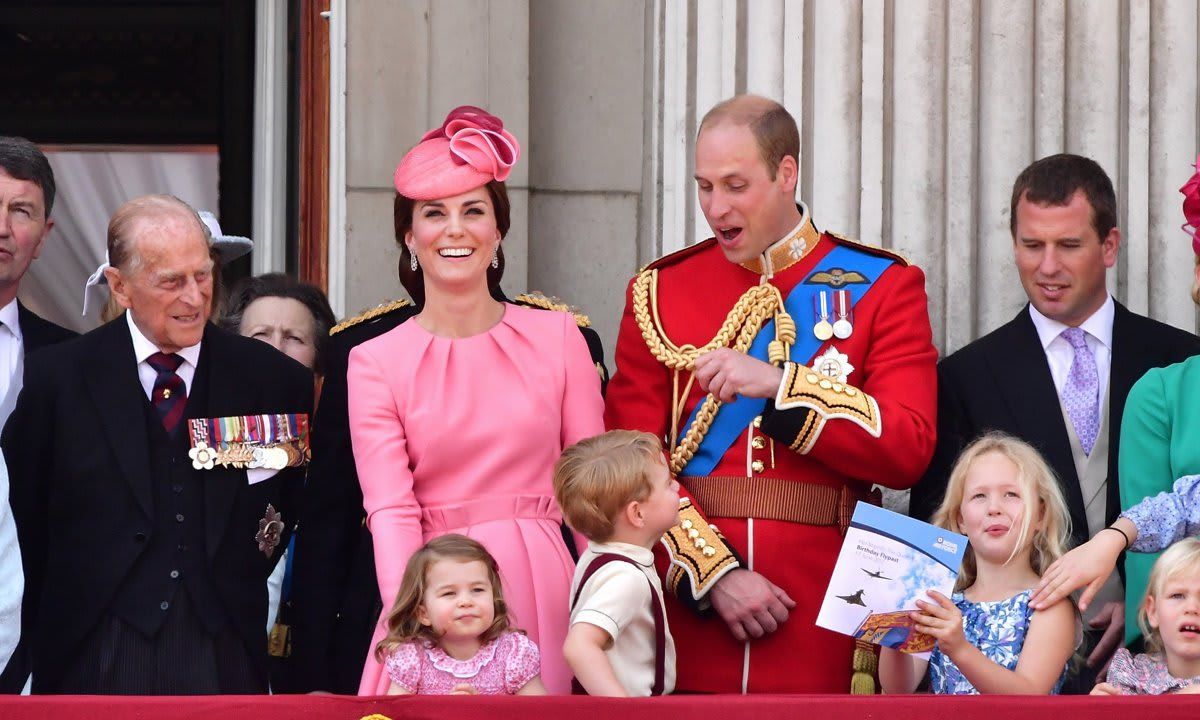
[1180,155,1200,257]
[393,105,520,201]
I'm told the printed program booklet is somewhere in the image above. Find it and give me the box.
[816,501,968,658]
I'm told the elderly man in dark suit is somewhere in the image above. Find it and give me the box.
[909,154,1200,687]
[2,195,311,694]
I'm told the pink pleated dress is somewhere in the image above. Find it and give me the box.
[347,304,604,695]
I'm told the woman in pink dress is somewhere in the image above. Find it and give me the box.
[348,106,603,695]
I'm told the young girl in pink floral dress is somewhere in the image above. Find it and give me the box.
[378,535,546,695]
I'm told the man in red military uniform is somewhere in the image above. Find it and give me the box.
[605,95,937,694]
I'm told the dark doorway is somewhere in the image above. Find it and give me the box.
[0,0,256,280]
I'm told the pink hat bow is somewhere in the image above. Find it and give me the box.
[1180,155,1200,257]
[395,105,520,200]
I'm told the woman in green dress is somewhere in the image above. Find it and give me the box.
[1116,162,1200,645]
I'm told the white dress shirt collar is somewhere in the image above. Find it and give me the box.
[587,540,656,566]
[0,299,20,341]
[125,310,202,368]
[1028,294,1115,351]
[126,311,202,401]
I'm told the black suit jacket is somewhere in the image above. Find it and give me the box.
[16,302,76,353]
[1,318,312,692]
[286,294,608,693]
[910,302,1200,547]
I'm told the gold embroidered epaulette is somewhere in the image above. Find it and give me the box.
[329,298,413,336]
[661,498,739,600]
[514,292,591,328]
[826,231,911,266]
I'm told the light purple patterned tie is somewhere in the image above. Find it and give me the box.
[1060,327,1099,455]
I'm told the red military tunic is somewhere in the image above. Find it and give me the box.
[604,212,937,693]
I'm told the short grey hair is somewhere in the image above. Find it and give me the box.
[106,194,212,275]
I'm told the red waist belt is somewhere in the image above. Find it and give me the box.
[678,476,881,534]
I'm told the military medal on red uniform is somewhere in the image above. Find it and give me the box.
[813,291,834,341]
[832,289,854,339]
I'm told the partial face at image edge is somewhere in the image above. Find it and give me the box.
[0,168,52,300]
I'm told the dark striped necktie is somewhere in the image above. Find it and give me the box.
[146,352,187,434]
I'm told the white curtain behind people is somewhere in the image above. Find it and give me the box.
[20,148,219,333]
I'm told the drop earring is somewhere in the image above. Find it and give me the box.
[491,246,499,269]
[410,250,419,272]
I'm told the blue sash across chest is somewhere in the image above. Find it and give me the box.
[678,244,896,476]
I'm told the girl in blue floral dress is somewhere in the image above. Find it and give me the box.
[880,433,1077,694]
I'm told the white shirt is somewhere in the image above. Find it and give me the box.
[1028,294,1114,406]
[0,450,19,673]
[569,541,676,696]
[0,299,23,432]
[0,303,22,678]
[126,311,200,400]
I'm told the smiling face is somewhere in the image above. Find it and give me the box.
[406,186,500,294]
[416,558,497,647]
[1013,189,1118,327]
[238,296,318,370]
[0,169,52,304]
[107,210,213,353]
[694,122,799,264]
[956,451,1036,565]
[1145,571,1200,675]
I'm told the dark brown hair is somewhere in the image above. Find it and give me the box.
[374,534,517,661]
[0,136,55,217]
[395,180,511,307]
[699,94,799,180]
[1009,154,1117,240]
[222,272,337,374]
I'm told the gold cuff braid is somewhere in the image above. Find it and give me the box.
[661,498,738,600]
[775,362,882,444]
[632,269,796,473]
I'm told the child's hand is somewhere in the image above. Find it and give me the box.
[912,590,966,656]
[1031,527,1125,611]
[450,683,478,695]
[1090,682,1125,696]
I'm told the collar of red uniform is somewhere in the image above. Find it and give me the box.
[739,203,821,277]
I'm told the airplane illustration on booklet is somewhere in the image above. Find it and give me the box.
[836,589,868,607]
